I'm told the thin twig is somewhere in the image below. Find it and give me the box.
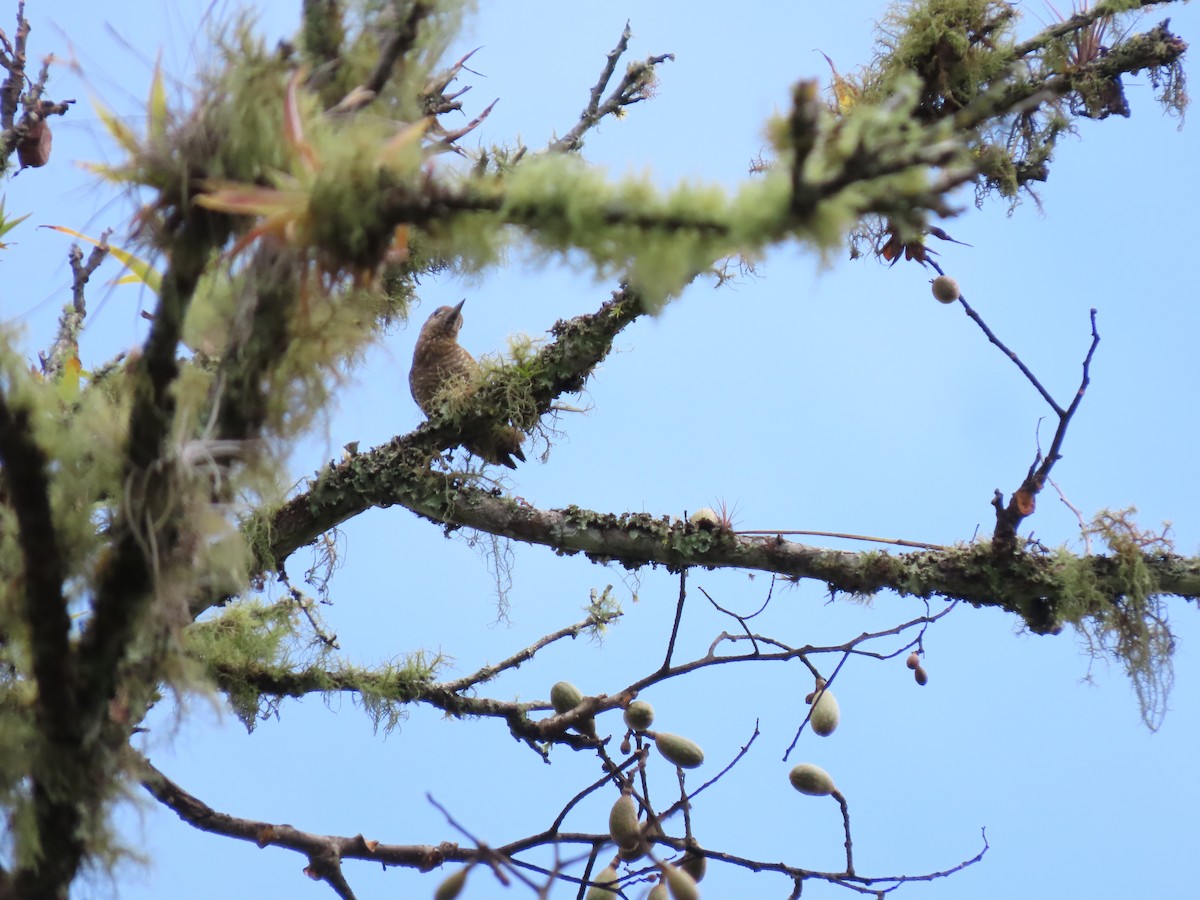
[441,610,619,694]
[1050,475,1091,554]
[932,259,1063,416]
[992,309,1101,547]
[929,255,1101,547]
[698,585,767,654]
[734,529,947,551]
[834,790,855,877]
[363,2,430,97]
[661,569,687,671]
[438,97,498,147]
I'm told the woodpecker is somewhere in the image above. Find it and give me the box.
[409,299,526,468]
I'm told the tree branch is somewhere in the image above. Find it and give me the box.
[992,309,1100,549]
[0,0,30,130]
[301,477,1200,634]
[0,1,74,170]
[364,2,430,97]
[38,235,110,379]
[138,753,452,895]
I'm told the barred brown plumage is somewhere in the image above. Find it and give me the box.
[409,299,526,468]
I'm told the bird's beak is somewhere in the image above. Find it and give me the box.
[453,299,466,314]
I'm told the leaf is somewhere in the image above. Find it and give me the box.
[148,53,168,141]
[56,355,83,404]
[0,197,31,246]
[91,95,141,155]
[78,160,137,186]
[818,50,860,115]
[284,69,319,175]
[377,117,432,171]
[193,182,306,218]
[41,225,162,294]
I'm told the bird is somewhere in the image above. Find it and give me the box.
[409,299,526,468]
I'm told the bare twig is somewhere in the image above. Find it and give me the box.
[928,256,1101,549]
[0,0,30,129]
[363,1,430,98]
[139,753,467,891]
[427,795,533,893]
[992,309,1100,549]
[683,721,761,806]
[438,97,498,147]
[548,22,675,153]
[834,790,855,876]
[441,610,619,694]
[39,232,111,379]
[281,576,339,650]
[1035,419,1093,553]
[1050,476,1091,553]
[662,569,688,670]
[698,585,769,654]
[932,261,1063,416]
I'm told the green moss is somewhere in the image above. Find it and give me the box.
[873,0,1017,116]
[185,600,446,733]
[1053,509,1175,730]
[186,602,299,728]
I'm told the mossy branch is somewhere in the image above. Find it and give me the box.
[332,483,1200,632]
[982,20,1186,124]
[0,385,83,897]
[259,420,1200,641]
[212,245,302,442]
[79,208,226,728]
[195,609,615,735]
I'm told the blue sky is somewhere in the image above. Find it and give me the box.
[8,1,1200,898]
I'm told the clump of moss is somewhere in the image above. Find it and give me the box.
[871,0,1017,117]
[1055,508,1175,730]
[185,601,300,728]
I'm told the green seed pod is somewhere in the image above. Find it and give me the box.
[678,852,707,883]
[623,700,655,731]
[931,275,960,303]
[648,883,669,900]
[550,681,583,714]
[550,681,596,737]
[655,732,705,769]
[609,794,640,850]
[618,839,646,862]
[810,688,840,737]
[789,763,836,796]
[585,864,620,899]
[434,866,468,900]
[664,863,701,900]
